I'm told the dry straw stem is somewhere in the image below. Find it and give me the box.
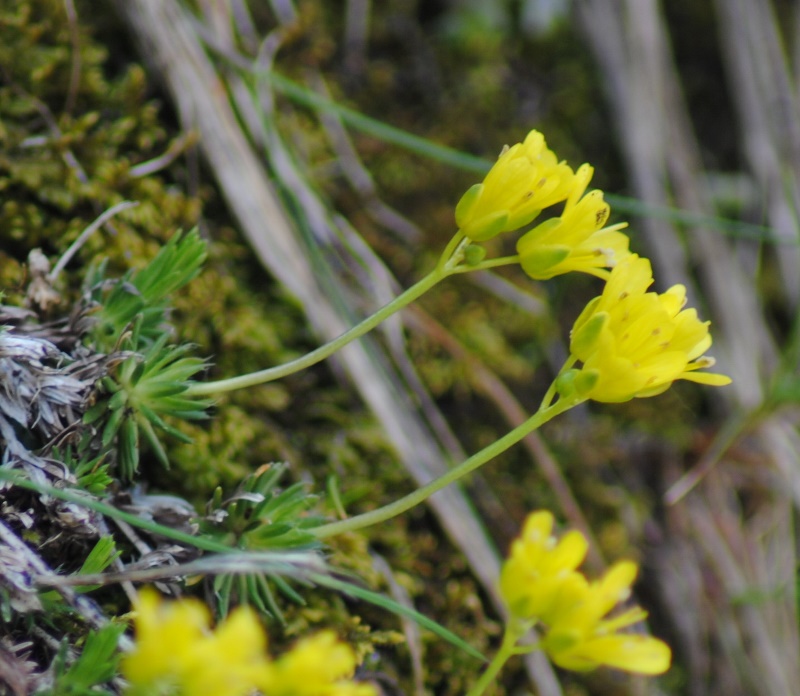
[112,1,561,694]
[576,0,800,693]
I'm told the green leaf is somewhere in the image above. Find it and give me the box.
[90,229,207,350]
[82,399,109,425]
[106,389,128,411]
[44,623,124,695]
[100,405,125,447]
[137,414,170,468]
[61,623,124,689]
[133,228,207,305]
[213,573,235,616]
[118,417,139,480]
[74,537,121,593]
[80,536,120,576]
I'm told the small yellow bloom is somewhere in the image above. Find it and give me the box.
[540,561,672,675]
[122,590,375,696]
[568,254,731,402]
[455,130,577,242]
[122,589,270,696]
[499,514,671,676]
[258,631,375,696]
[121,589,209,693]
[516,164,630,279]
[499,510,588,621]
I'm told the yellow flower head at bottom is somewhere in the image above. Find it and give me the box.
[258,631,376,696]
[568,254,731,402]
[122,589,269,696]
[122,589,376,696]
[499,512,671,676]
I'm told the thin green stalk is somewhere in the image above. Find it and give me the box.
[454,255,521,273]
[312,396,580,539]
[466,622,532,696]
[0,470,232,554]
[187,265,447,396]
[540,355,578,410]
[438,230,467,270]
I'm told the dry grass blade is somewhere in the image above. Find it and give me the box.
[575,2,800,693]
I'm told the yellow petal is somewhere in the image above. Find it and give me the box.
[566,634,672,675]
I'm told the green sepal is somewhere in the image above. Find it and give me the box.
[463,210,509,242]
[573,369,599,398]
[554,369,581,399]
[505,206,542,232]
[519,244,571,279]
[454,183,483,226]
[542,628,582,655]
[570,311,608,358]
[463,244,487,266]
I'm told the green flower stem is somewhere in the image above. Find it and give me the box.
[438,230,467,269]
[466,623,530,696]
[312,396,579,539]
[455,255,521,273]
[540,355,578,410]
[0,470,232,554]
[187,265,449,396]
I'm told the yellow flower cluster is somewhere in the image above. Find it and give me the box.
[455,130,730,401]
[121,589,375,696]
[568,254,731,401]
[455,130,576,243]
[500,511,671,675]
[516,163,630,281]
[455,130,630,280]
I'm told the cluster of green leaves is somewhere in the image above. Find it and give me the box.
[82,230,211,479]
[86,229,208,351]
[201,463,324,618]
[42,624,125,696]
[34,538,122,695]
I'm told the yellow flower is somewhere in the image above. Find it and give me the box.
[455,130,577,242]
[568,254,731,402]
[122,589,270,696]
[498,513,671,676]
[258,631,375,696]
[540,561,671,675]
[516,163,630,280]
[120,588,209,693]
[499,510,588,622]
[122,588,376,696]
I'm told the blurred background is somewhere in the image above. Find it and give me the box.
[2,1,799,695]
